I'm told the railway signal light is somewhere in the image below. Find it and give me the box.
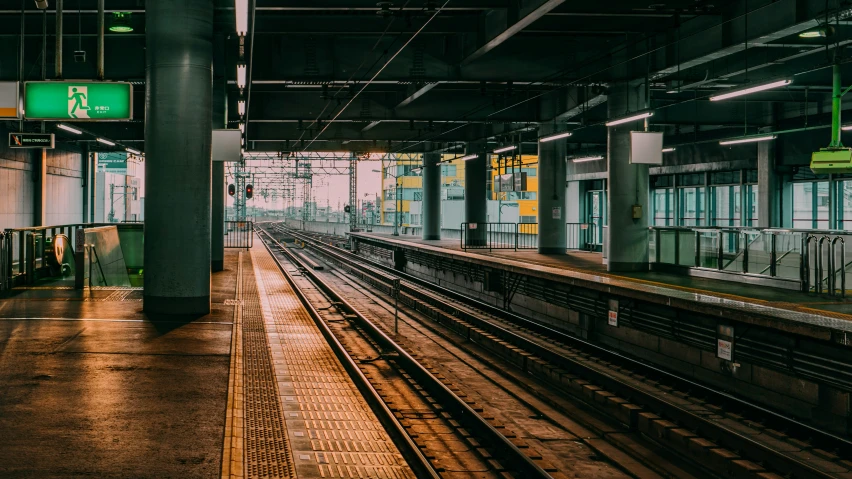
[246,184,253,199]
[228,184,235,196]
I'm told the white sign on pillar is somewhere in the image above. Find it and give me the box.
[212,129,242,162]
[629,131,664,165]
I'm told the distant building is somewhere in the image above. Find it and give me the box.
[379,154,539,229]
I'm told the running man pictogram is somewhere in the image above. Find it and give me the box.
[68,87,91,118]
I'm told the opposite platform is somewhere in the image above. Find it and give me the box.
[351,232,852,339]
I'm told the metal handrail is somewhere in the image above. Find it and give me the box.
[654,226,851,296]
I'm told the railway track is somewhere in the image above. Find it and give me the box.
[272,223,852,479]
[257,227,558,478]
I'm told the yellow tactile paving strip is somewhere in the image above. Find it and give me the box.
[222,253,246,479]
[251,243,414,479]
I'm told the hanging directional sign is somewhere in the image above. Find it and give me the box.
[8,133,55,149]
[23,82,133,120]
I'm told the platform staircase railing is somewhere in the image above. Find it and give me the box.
[650,226,852,295]
[0,222,144,292]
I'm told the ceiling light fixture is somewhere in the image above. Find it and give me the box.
[126,148,141,155]
[238,123,245,133]
[571,155,604,163]
[57,123,82,134]
[710,79,791,101]
[459,154,479,161]
[493,145,517,154]
[235,0,248,35]
[540,131,573,143]
[238,100,245,116]
[96,138,116,146]
[237,65,246,89]
[662,147,676,153]
[719,135,776,145]
[108,12,133,32]
[799,27,832,38]
[841,124,852,131]
[605,111,653,127]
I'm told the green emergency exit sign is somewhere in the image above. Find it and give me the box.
[24,82,133,120]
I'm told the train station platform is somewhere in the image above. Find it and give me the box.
[0,241,411,478]
[349,232,852,339]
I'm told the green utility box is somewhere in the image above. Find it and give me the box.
[811,148,852,174]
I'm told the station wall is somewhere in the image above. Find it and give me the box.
[0,148,33,230]
[0,126,84,231]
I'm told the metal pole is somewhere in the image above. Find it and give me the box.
[830,61,843,148]
[96,0,104,80]
[393,278,400,334]
[55,0,63,79]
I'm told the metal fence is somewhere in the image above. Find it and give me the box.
[225,221,254,248]
[650,226,852,296]
[460,222,538,251]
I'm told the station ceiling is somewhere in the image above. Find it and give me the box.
[1,0,850,155]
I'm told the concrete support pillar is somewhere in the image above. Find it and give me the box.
[538,124,567,253]
[33,149,46,226]
[757,140,778,228]
[143,0,214,315]
[464,141,487,246]
[421,151,441,240]
[606,81,649,272]
[211,38,226,272]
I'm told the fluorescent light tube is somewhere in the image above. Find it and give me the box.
[841,125,852,131]
[710,79,791,101]
[238,100,245,116]
[235,0,248,35]
[459,154,479,161]
[237,65,246,89]
[493,145,516,153]
[96,138,116,146]
[125,148,141,155]
[662,147,676,153]
[719,135,776,145]
[57,124,82,134]
[571,155,604,163]
[540,131,572,143]
[238,123,245,133]
[606,111,653,127]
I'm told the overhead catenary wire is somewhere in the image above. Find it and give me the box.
[301,0,451,151]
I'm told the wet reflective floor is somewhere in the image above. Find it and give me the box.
[0,253,236,479]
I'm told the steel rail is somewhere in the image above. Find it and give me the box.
[255,228,440,479]
[278,225,852,478]
[259,226,554,478]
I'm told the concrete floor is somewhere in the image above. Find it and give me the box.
[0,252,237,479]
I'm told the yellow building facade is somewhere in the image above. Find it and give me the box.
[378,154,539,227]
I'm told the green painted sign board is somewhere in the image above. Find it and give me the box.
[24,82,133,120]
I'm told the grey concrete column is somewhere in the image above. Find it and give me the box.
[421,152,441,240]
[538,124,567,254]
[464,142,487,246]
[211,39,226,272]
[606,81,649,272]
[757,140,778,228]
[33,149,46,226]
[143,0,213,316]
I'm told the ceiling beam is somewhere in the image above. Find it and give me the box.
[461,0,565,66]
[396,83,440,109]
